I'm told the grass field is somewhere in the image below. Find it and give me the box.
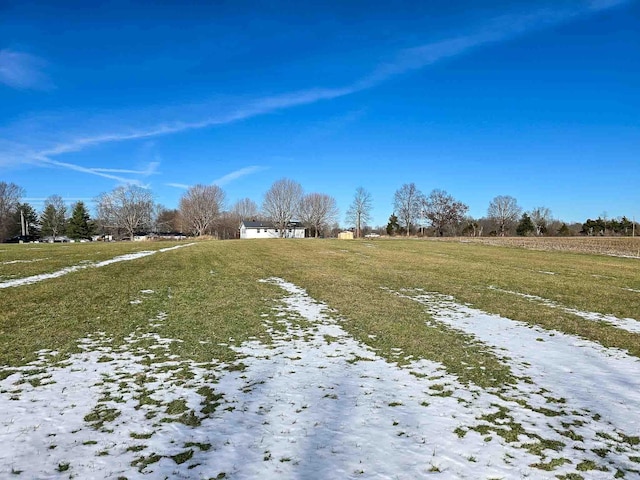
[0,238,639,479]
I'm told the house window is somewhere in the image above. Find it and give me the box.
[257,229,260,233]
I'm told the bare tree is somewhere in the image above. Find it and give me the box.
[422,189,469,236]
[96,185,155,240]
[530,206,552,236]
[216,210,243,239]
[345,187,372,238]
[179,184,226,236]
[487,195,521,236]
[40,195,68,240]
[299,193,339,238]
[152,205,182,233]
[231,198,259,222]
[262,178,303,237]
[393,183,424,236]
[0,181,24,241]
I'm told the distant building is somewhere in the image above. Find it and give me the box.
[41,235,72,243]
[240,221,305,239]
[338,231,354,240]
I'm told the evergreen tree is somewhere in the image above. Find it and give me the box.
[66,201,95,240]
[557,223,571,236]
[581,218,606,236]
[40,195,67,240]
[386,213,400,236]
[516,213,535,236]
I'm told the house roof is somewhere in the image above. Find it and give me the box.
[241,220,305,229]
[242,221,276,228]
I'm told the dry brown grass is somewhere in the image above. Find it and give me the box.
[428,236,640,258]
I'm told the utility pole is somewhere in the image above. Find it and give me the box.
[20,209,27,236]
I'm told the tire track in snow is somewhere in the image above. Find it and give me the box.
[488,285,640,334]
[388,287,640,435]
[251,279,640,478]
[0,243,195,289]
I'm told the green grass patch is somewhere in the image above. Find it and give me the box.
[84,406,121,430]
[126,445,146,453]
[131,453,162,472]
[529,457,571,470]
[197,386,224,415]
[184,442,211,451]
[576,459,608,472]
[170,449,193,464]
[165,399,188,415]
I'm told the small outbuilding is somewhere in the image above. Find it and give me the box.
[338,231,354,240]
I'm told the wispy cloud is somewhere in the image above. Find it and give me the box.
[3,0,629,183]
[90,162,159,176]
[166,165,267,190]
[588,0,630,10]
[35,86,355,159]
[0,49,51,90]
[33,155,157,186]
[353,3,615,90]
[23,197,93,207]
[166,182,191,189]
[212,166,267,186]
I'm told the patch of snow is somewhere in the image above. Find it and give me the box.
[1,258,48,265]
[390,287,640,434]
[606,253,640,259]
[0,263,89,289]
[158,243,195,253]
[488,286,640,334]
[0,243,195,289]
[538,270,556,275]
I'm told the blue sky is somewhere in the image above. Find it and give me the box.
[1,0,638,227]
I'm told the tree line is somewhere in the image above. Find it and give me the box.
[388,184,531,237]
[0,180,636,242]
[0,183,96,242]
[388,183,637,238]
[0,179,339,241]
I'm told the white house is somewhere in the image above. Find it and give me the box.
[240,221,306,239]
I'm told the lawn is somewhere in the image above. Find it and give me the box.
[0,238,638,478]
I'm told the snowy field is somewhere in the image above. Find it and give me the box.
[1,268,639,479]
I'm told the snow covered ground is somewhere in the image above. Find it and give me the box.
[1,278,639,479]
